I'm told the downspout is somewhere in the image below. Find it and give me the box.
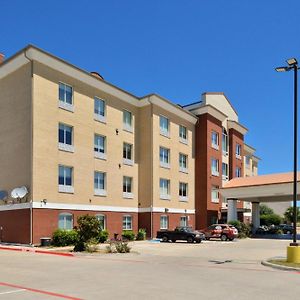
[24,49,34,245]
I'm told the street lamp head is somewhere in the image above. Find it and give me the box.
[275,66,289,72]
[287,58,298,66]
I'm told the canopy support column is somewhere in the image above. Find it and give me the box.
[227,198,238,222]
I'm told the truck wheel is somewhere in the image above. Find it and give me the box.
[187,237,194,243]
[172,239,176,243]
[162,236,169,242]
[221,234,228,241]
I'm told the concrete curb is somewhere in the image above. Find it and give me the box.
[261,259,300,272]
[0,245,75,257]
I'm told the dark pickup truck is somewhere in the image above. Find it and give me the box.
[157,226,205,243]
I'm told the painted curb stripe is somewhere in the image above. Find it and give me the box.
[0,246,74,257]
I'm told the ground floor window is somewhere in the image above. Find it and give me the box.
[96,214,106,230]
[160,215,168,229]
[180,216,187,227]
[58,213,73,230]
[122,215,132,230]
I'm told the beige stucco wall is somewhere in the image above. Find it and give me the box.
[0,64,32,200]
[31,62,138,208]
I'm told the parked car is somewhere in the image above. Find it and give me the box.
[255,225,269,234]
[157,226,205,243]
[200,224,238,241]
[278,224,294,234]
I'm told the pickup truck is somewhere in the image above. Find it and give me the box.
[157,226,205,243]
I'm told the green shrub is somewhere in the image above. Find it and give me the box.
[228,220,251,238]
[260,214,281,226]
[98,230,109,243]
[122,230,135,241]
[106,241,131,253]
[84,238,99,253]
[136,228,146,240]
[52,229,78,246]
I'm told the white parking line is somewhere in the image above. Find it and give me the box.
[0,289,26,295]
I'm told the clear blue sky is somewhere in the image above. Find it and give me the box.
[1,0,300,175]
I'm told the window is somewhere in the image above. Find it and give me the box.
[94,97,106,123]
[179,153,188,173]
[123,143,133,165]
[222,128,228,154]
[123,215,132,230]
[160,215,168,230]
[59,82,73,111]
[123,176,133,198]
[123,110,133,132]
[160,147,170,168]
[58,213,73,230]
[95,214,106,230]
[160,116,169,137]
[180,216,187,227]
[236,143,241,159]
[222,163,228,180]
[245,156,251,168]
[211,131,219,149]
[58,123,74,152]
[211,186,219,203]
[160,178,170,200]
[211,158,219,176]
[94,171,106,196]
[58,165,74,193]
[179,182,188,201]
[94,134,106,160]
[179,125,187,143]
[235,167,242,177]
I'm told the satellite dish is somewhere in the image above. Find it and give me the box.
[11,186,28,199]
[0,190,8,201]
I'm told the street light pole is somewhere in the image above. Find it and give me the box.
[276,58,298,246]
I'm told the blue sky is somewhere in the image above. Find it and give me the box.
[1,0,300,175]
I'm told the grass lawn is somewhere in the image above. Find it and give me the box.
[268,259,300,268]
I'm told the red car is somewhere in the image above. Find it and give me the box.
[200,224,238,241]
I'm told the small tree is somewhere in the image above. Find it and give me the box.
[284,207,300,223]
[74,215,101,252]
[259,204,274,216]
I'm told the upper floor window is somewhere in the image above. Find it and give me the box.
[58,213,73,230]
[236,143,241,159]
[58,123,74,152]
[179,182,188,201]
[235,167,242,177]
[179,153,188,173]
[222,128,228,154]
[58,165,74,193]
[123,110,133,132]
[160,116,169,137]
[222,162,228,180]
[123,176,133,198]
[179,125,187,143]
[123,143,133,165]
[94,97,106,123]
[245,156,251,168]
[160,215,168,230]
[211,185,219,203]
[123,215,132,230]
[160,178,170,200]
[94,134,106,160]
[211,158,219,176]
[211,131,219,150]
[94,171,106,196]
[95,214,106,230]
[59,82,73,112]
[160,147,170,169]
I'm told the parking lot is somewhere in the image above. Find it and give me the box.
[0,238,299,299]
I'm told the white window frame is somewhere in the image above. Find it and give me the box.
[160,215,168,230]
[211,186,219,203]
[123,110,133,133]
[58,123,74,153]
[236,143,242,159]
[180,216,187,227]
[211,131,219,150]
[58,213,73,230]
[94,171,107,196]
[211,158,219,176]
[222,162,229,180]
[122,215,132,230]
[235,167,242,177]
[58,82,74,112]
[95,214,106,230]
[123,143,134,166]
[94,97,106,123]
[179,125,188,144]
[179,182,188,201]
[222,128,228,155]
[160,147,170,169]
[160,115,170,137]
[123,176,133,199]
[179,153,188,173]
[94,134,106,160]
[58,165,74,193]
[160,178,170,200]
